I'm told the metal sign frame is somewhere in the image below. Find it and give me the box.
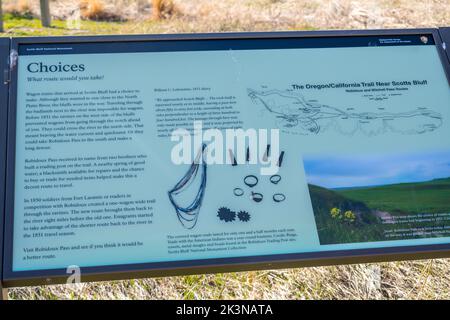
[0,37,11,298]
[2,28,450,288]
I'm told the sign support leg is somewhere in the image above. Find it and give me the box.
[0,282,8,300]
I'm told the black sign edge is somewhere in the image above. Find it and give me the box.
[0,37,11,291]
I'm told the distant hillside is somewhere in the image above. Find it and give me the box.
[309,184,371,217]
[337,177,450,215]
[308,184,384,244]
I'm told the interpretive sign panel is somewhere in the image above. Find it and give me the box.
[2,29,450,287]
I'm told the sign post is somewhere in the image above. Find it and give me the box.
[0,284,7,300]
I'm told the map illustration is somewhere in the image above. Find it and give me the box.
[248,88,443,136]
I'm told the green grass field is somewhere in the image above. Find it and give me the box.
[338,178,450,215]
[0,14,155,37]
[0,11,313,38]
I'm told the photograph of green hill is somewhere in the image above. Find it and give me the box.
[304,151,450,245]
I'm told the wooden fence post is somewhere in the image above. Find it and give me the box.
[0,0,4,33]
[40,0,51,27]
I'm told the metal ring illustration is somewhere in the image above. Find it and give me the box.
[251,192,263,203]
[244,175,258,188]
[233,188,244,196]
[270,174,281,184]
[273,193,286,203]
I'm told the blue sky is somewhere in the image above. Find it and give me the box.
[303,150,450,189]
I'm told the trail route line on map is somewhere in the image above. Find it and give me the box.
[247,88,443,136]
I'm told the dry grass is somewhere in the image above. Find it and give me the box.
[78,0,123,21]
[2,0,449,31]
[8,259,450,300]
[151,0,177,20]
[3,0,33,19]
[79,0,105,20]
[2,0,450,300]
